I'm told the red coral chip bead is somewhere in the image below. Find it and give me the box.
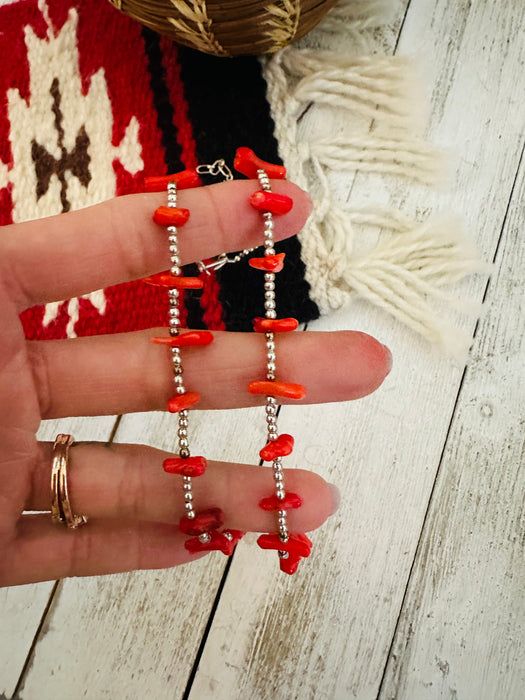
[279,552,302,575]
[253,317,299,333]
[259,433,295,461]
[179,507,224,535]
[233,147,286,180]
[153,206,190,227]
[152,331,214,347]
[248,191,293,215]
[185,530,228,554]
[248,380,306,400]
[258,492,303,511]
[257,533,313,557]
[168,391,200,412]
[221,529,245,556]
[163,455,207,477]
[249,253,286,273]
[143,169,200,192]
[185,529,244,555]
[143,272,204,289]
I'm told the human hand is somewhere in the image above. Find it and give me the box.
[0,179,391,586]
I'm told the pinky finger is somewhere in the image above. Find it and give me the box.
[4,516,207,586]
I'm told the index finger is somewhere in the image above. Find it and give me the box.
[0,179,312,311]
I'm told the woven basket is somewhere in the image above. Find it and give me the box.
[107,0,338,56]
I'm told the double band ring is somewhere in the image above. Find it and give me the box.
[51,434,88,529]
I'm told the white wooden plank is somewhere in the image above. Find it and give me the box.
[17,407,268,699]
[379,149,525,700]
[188,1,525,698]
[0,416,116,698]
[0,583,55,698]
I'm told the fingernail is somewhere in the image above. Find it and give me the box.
[303,189,314,216]
[382,344,393,374]
[328,483,341,515]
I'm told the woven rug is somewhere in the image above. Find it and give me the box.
[0,0,319,340]
[0,0,486,351]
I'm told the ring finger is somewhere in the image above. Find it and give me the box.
[29,441,340,534]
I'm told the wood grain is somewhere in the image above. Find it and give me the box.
[187,0,525,698]
[379,151,525,700]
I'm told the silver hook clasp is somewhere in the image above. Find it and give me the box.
[195,159,254,275]
[196,159,233,181]
[197,247,258,275]
[197,254,230,274]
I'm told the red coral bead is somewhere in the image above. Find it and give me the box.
[259,433,295,461]
[163,455,207,477]
[249,191,293,215]
[185,529,244,555]
[185,530,227,554]
[279,552,302,575]
[143,272,204,289]
[248,380,306,400]
[221,529,245,556]
[258,492,303,511]
[257,533,313,558]
[249,253,286,273]
[179,507,224,535]
[233,147,286,180]
[152,331,214,347]
[168,392,200,412]
[253,317,299,333]
[153,206,190,227]
[143,169,200,192]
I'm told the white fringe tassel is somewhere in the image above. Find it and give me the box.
[262,1,487,356]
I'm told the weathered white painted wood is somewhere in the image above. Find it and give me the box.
[0,416,116,698]
[17,407,268,699]
[188,1,525,699]
[379,151,525,700]
[0,583,55,697]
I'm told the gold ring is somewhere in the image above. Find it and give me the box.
[51,434,88,529]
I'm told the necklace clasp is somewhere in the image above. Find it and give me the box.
[196,159,233,181]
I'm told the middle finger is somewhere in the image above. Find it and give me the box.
[29,329,392,418]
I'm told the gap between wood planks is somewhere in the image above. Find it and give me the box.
[180,318,305,698]
[375,136,525,699]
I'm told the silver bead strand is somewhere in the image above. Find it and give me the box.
[167,181,195,519]
[257,170,289,546]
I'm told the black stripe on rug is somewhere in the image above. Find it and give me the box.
[178,48,320,332]
[143,29,206,329]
